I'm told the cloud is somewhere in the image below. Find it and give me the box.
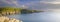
[22,1,40,10]
[12,0,19,6]
[1,0,60,11]
[21,0,60,11]
[1,0,19,7]
[40,0,60,4]
[0,0,11,7]
[40,1,60,4]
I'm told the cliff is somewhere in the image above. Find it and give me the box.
[0,7,43,15]
[0,16,22,22]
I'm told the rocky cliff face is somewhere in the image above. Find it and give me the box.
[0,16,22,22]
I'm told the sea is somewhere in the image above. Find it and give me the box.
[7,11,60,22]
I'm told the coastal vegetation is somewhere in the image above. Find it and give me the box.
[0,6,43,16]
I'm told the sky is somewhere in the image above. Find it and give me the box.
[0,0,40,9]
[1,0,60,10]
[39,0,60,11]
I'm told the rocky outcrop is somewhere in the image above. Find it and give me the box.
[0,16,22,22]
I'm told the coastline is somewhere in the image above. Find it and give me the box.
[0,16,22,22]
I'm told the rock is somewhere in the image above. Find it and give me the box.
[0,16,22,22]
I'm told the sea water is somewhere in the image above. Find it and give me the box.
[7,11,60,22]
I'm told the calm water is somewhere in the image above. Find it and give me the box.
[7,12,60,22]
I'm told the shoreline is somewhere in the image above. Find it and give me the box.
[0,16,22,22]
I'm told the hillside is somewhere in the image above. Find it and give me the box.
[0,7,43,16]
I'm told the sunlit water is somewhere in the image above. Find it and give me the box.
[7,11,60,22]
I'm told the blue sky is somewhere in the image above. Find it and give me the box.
[0,0,40,5]
[17,0,40,5]
[0,0,41,10]
[15,0,40,9]
[0,0,40,8]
